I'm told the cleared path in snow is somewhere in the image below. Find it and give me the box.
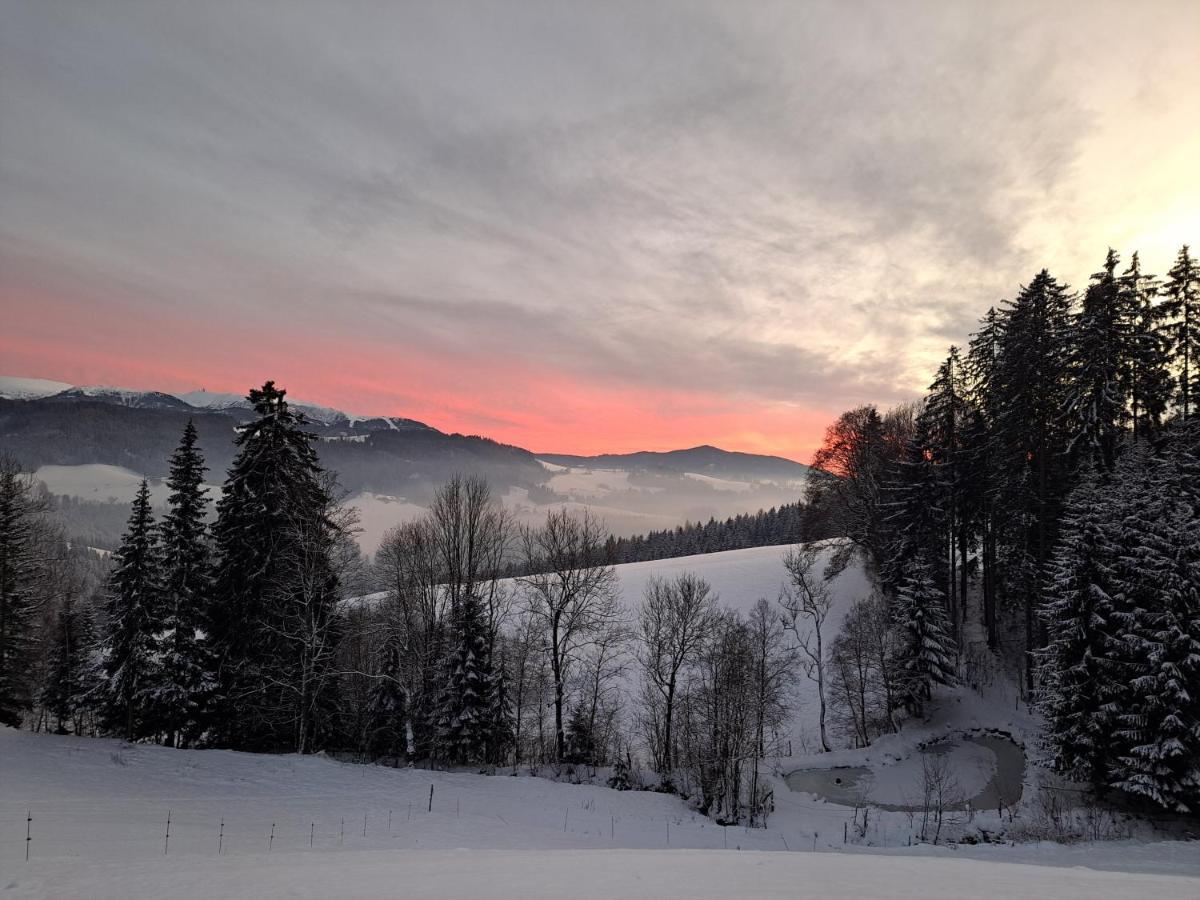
[5,847,1198,900]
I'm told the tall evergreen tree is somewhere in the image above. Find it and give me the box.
[1067,250,1130,473]
[1161,243,1200,420]
[993,270,1075,693]
[1162,245,1199,421]
[434,590,499,764]
[210,382,339,751]
[153,420,214,747]
[891,558,956,716]
[40,594,99,735]
[1120,253,1173,441]
[1038,470,1124,790]
[1110,447,1200,811]
[0,457,46,727]
[100,480,163,741]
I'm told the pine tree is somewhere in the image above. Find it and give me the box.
[1120,253,1173,441]
[1110,448,1200,811]
[210,382,335,751]
[993,270,1075,693]
[434,591,496,765]
[1161,245,1199,421]
[153,420,214,747]
[100,480,163,741]
[1037,470,1124,790]
[1067,250,1130,473]
[0,457,46,727]
[891,558,956,716]
[564,702,596,766]
[40,595,99,735]
[367,638,408,760]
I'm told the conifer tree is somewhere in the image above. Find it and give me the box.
[210,382,335,750]
[100,480,162,741]
[40,594,99,735]
[153,420,213,747]
[1162,245,1199,420]
[367,639,408,760]
[1120,253,1173,440]
[1110,448,1200,811]
[891,558,956,716]
[0,456,46,727]
[434,591,497,764]
[1038,470,1124,790]
[1067,250,1130,473]
[993,270,1075,692]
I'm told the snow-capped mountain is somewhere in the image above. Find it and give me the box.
[0,375,74,400]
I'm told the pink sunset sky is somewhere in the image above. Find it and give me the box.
[2,2,1197,461]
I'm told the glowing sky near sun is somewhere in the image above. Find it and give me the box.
[2,1,1198,461]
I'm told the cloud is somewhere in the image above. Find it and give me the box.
[2,1,1197,459]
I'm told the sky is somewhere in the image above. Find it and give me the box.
[2,1,1198,461]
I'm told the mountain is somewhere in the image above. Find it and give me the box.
[537,445,809,481]
[0,377,809,552]
[0,375,74,400]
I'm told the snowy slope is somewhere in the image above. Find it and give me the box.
[0,375,73,400]
[1,727,1196,898]
[33,464,220,507]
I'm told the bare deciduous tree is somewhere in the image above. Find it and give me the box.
[517,509,621,762]
[637,572,716,774]
[780,544,834,752]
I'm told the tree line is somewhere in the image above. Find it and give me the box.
[803,245,1199,813]
[0,380,810,825]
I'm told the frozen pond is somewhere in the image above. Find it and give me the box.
[784,733,1024,812]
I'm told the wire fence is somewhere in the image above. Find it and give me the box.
[1,786,868,865]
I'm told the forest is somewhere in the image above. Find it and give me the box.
[0,245,1197,823]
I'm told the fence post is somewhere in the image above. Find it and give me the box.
[428,784,434,813]
[388,809,392,831]
[269,822,275,852]
[164,809,171,855]
[340,818,344,845]
[218,819,224,856]
[310,822,314,848]
[665,817,670,846]
[25,810,31,861]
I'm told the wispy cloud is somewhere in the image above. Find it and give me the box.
[2,1,1197,459]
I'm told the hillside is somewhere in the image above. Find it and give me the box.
[2,724,1196,899]
[0,378,811,551]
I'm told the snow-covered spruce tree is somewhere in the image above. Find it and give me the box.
[1119,253,1174,441]
[40,593,99,735]
[100,479,163,741]
[891,558,956,716]
[367,638,408,761]
[209,381,336,751]
[434,590,498,765]
[152,420,214,747]
[1037,468,1125,791]
[992,269,1075,693]
[1161,245,1199,421]
[1110,446,1200,812]
[0,455,48,727]
[1066,249,1133,474]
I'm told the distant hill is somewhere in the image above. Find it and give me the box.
[537,445,809,481]
[0,376,809,552]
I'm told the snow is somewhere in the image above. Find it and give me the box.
[34,464,165,505]
[173,389,247,410]
[346,491,428,552]
[1,727,1196,898]
[683,471,755,492]
[33,464,219,507]
[0,375,73,400]
[547,467,649,498]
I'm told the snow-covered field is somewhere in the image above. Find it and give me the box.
[1,727,1196,898]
